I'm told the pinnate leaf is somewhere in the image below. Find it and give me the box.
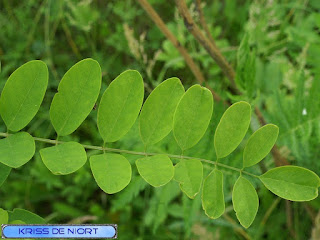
[139,77,184,145]
[259,166,320,201]
[173,85,213,150]
[50,58,101,136]
[243,124,279,168]
[0,132,35,168]
[0,60,48,132]
[202,169,225,219]
[136,154,174,187]
[90,153,132,194]
[174,159,203,199]
[98,70,144,142]
[232,176,259,228]
[214,101,251,158]
[40,142,87,175]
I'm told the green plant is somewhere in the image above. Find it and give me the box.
[0,58,319,229]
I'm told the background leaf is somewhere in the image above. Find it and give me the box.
[0,60,48,132]
[173,85,213,151]
[98,70,144,142]
[201,169,225,219]
[214,101,251,158]
[174,159,203,199]
[8,209,45,224]
[0,132,35,168]
[90,153,132,194]
[40,142,87,175]
[259,166,320,201]
[50,58,101,136]
[0,163,11,187]
[232,176,259,228]
[243,124,279,168]
[136,154,174,187]
[139,77,184,146]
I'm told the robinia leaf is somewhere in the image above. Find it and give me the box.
[8,209,45,224]
[173,85,213,150]
[232,176,259,228]
[202,169,225,219]
[214,101,251,158]
[259,166,320,201]
[0,60,48,132]
[90,153,132,194]
[136,154,174,187]
[50,58,101,136]
[40,142,87,175]
[174,159,203,199]
[139,78,184,145]
[0,163,11,186]
[243,124,279,168]
[98,70,144,143]
[0,132,35,168]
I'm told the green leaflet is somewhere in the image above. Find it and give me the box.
[259,166,320,201]
[8,209,45,224]
[243,124,279,168]
[0,132,35,168]
[0,163,11,186]
[136,154,174,187]
[232,176,259,228]
[90,153,132,194]
[50,58,101,136]
[0,208,8,225]
[173,85,213,151]
[139,77,184,145]
[202,169,225,219]
[0,60,48,132]
[40,142,87,175]
[174,159,203,199]
[214,101,251,158]
[98,70,144,143]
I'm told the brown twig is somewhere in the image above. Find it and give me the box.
[137,0,221,102]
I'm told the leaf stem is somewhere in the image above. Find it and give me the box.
[0,132,259,178]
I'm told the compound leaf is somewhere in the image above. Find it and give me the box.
[8,209,45,224]
[0,132,35,168]
[40,142,87,175]
[174,159,203,199]
[136,154,174,187]
[90,153,132,194]
[232,176,259,228]
[243,124,279,168]
[50,58,101,136]
[214,101,251,158]
[0,60,48,132]
[139,77,184,145]
[0,163,11,187]
[202,169,225,219]
[98,70,144,142]
[259,166,320,201]
[173,85,213,150]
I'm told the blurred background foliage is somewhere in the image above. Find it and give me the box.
[0,0,320,239]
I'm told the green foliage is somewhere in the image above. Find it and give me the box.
[173,85,213,151]
[98,70,144,143]
[201,169,225,219]
[260,166,320,201]
[232,176,259,228]
[8,209,45,224]
[136,154,174,187]
[174,159,203,199]
[139,77,184,146]
[0,61,48,132]
[0,164,10,187]
[90,153,131,194]
[0,132,35,168]
[243,124,279,168]
[50,58,101,136]
[214,101,251,158]
[40,142,87,175]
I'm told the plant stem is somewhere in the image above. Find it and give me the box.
[0,132,258,178]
